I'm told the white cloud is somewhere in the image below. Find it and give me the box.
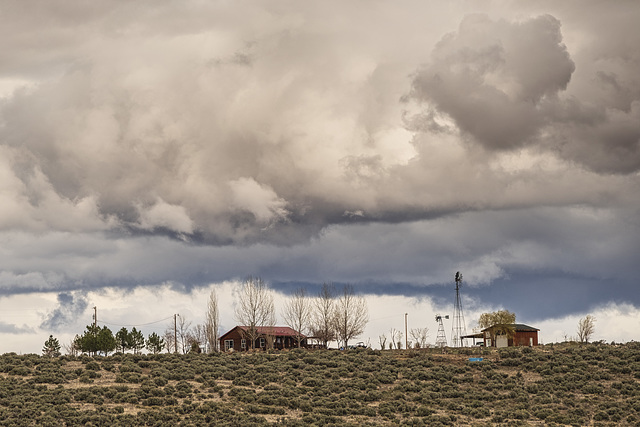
[229,178,289,224]
[137,198,195,235]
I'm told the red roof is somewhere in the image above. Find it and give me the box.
[239,326,304,337]
[220,325,305,339]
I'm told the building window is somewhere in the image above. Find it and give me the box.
[224,340,234,351]
[241,339,246,350]
[259,338,265,348]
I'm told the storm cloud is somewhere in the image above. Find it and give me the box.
[40,291,89,332]
[0,1,639,352]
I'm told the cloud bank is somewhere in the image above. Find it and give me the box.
[0,2,638,349]
[1,3,636,245]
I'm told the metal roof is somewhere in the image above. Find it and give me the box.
[481,323,539,332]
[220,325,305,339]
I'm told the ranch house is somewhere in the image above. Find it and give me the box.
[219,326,306,352]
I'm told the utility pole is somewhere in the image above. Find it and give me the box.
[405,313,408,350]
[91,306,98,357]
[174,314,178,354]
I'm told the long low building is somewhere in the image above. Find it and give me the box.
[219,326,306,351]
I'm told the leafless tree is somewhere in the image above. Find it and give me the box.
[282,288,312,348]
[63,335,81,356]
[163,320,176,353]
[378,334,387,350]
[189,324,207,352]
[175,314,192,354]
[205,289,220,352]
[577,315,596,343]
[333,284,368,348]
[410,327,430,349]
[311,282,337,348]
[389,328,402,349]
[389,328,404,349]
[234,276,275,350]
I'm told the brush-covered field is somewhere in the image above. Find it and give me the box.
[0,343,639,426]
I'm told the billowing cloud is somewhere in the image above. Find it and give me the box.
[0,4,638,248]
[410,14,574,150]
[0,1,638,352]
[40,291,89,332]
[409,12,640,174]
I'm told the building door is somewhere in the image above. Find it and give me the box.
[496,335,508,348]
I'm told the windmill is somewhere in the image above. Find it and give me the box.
[451,271,468,347]
[435,314,449,348]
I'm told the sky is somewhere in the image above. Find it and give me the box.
[1,1,639,354]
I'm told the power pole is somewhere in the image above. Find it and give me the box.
[405,313,408,350]
[451,271,468,347]
[92,306,98,357]
[174,314,178,354]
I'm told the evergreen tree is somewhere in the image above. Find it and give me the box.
[97,326,116,356]
[146,332,165,354]
[115,327,129,353]
[78,325,100,356]
[42,335,61,357]
[128,327,145,354]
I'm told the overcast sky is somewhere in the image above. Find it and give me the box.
[1,1,639,353]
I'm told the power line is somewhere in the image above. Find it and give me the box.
[97,316,173,328]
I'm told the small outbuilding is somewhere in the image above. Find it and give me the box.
[219,326,306,352]
[481,323,540,348]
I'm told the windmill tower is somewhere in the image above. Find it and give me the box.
[451,271,468,347]
[435,314,449,348]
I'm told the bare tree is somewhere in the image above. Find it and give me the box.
[189,324,207,352]
[577,315,596,343]
[234,276,275,350]
[282,288,312,348]
[389,328,403,349]
[410,327,430,349]
[176,314,192,354]
[63,335,81,356]
[333,284,368,348]
[205,289,220,352]
[311,282,337,348]
[163,328,176,353]
[378,334,387,350]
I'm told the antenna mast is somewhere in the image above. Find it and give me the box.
[435,314,449,348]
[451,271,468,347]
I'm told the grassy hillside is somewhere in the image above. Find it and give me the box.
[0,343,639,426]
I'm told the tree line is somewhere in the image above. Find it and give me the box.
[60,326,166,357]
[229,276,369,350]
[45,276,371,356]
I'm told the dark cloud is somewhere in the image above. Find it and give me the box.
[40,291,89,331]
[0,2,639,352]
[409,14,575,150]
[0,321,35,334]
